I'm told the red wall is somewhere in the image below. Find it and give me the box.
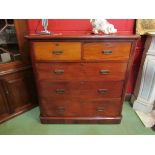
[27,19,135,35]
[27,19,143,94]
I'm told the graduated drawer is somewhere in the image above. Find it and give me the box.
[83,42,131,60]
[40,98,121,117]
[35,62,127,81]
[39,81,123,99]
[32,42,81,61]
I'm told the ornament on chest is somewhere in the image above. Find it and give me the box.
[90,19,117,35]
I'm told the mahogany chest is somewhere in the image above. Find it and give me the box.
[26,34,139,124]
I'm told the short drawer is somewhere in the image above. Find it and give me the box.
[32,42,81,61]
[83,42,131,60]
[40,98,122,117]
[38,81,123,99]
[35,62,127,81]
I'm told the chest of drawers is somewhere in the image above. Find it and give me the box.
[26,34,139,124]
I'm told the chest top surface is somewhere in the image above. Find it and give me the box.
[25,34,140,41]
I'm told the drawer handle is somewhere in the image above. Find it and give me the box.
[57,107,65,112]
[98,89,108,94]
[96,107,104,112]
[102,50,112,55]
[54,69,64,74]
[55,89,65,94]
[100,70,109,75]
[52,50,64,55]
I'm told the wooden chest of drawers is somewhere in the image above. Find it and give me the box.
[26,34,139,124]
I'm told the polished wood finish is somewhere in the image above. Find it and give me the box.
[83,42,131,60]
[39,81,123,99]
[32,42,81,61]
[35,62,127,81]
[0,82,9,118]
[0,69,37,123]
[40,98,121,117]
[25,34,139,40]
[40,116,122,124]
[14,19,30,63]
[0,20,37,123]
[2,70,37,113]
[27,34,139,124]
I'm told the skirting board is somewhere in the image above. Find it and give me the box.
[135,110,155,128]
[131,94,155,128]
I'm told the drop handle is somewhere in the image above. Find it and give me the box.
[52,50,64,55]
[100,70,109,75]
[96,107,104,112]
[54,69,64,74]
[98,89,108,94]
[102,50,112,55]
[55,89,65,94]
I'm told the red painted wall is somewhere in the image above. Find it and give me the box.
[27,19,143,94]
[27,19,135,35]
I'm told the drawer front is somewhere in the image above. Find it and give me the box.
[32,42,81,61]
[35,62,127,81]
[83,42,131,60]
[38,81,123,99]
[40,98,121,117]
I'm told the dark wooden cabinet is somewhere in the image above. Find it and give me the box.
[2,70,37,113]
[0,82,9,118]
[0,67,37,123]
[26,34,139,124]
[0,20,37,123]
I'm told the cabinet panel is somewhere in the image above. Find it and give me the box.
[0,82,9,116]
[2,70,37,113]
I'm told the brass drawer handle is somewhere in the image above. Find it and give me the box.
[57,107,65,112]
[96,107,104,112]
[52,50,64,55]
[102,50,112,55]
[55,89,65,94]
[54,69,64,74]
[100,70,109,75]
[98,89,108,94]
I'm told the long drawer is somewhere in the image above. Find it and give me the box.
[35,62,127,81]
[38,81,124,99]
[32,42,81,61]
[83,42,131,60]
[40,98,122,117]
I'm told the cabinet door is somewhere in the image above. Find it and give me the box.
[2,69,37,113]
[0,82,9,116]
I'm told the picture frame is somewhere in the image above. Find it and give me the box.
[136,19,155,35]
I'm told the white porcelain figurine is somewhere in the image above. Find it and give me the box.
[90,19,117,34]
